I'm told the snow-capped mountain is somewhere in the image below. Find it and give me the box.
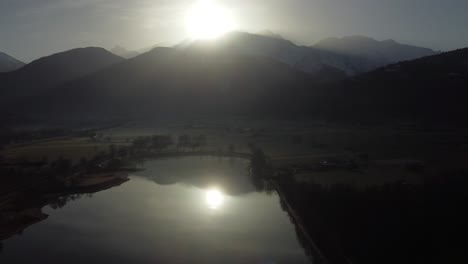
[181,32,438,76]
[313,35,439,70]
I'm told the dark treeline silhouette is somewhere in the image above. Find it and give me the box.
[274,171,468,264]
[248,145,276,193]
[130,134,208,153]
[245,144,467,263]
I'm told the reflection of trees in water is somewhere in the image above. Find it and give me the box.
[140,153,277,195]
[0,176,126,246]
[140,157,256,195]
[49,194,84,209]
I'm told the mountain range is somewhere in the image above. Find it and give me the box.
[112,32,438,77]
[313,35,439,71]
[22,46,314,119]
[0,52,25,72]
[110,43,168,59]
[0,32,464,125]
[179,32,438,76]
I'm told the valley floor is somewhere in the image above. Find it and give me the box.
[1,118,467,263]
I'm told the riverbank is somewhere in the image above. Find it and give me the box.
[269,164,468,264]
[273,181,330,264]
[0,173,129,242]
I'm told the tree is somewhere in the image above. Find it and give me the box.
[197,135,207,147]
[251,149,267,175]
[250,148,269,191]
[132,136,151,150]
[178,135,191,149]
[109,144,117,158]
[151,135,173,151]
[118,146,129,157]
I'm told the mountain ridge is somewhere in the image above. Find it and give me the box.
[323,47,468,123]
[16,46,317,119]
[110,45,140,59]
[1,33,463,125]
[0,47,124,103]
[313,35,439,67]
[0,52,25,72]
[181,32,438,76]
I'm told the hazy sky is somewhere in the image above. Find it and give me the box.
[1,0,467,62]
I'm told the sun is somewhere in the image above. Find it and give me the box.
[186,1,236,40]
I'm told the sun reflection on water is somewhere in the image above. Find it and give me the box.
[205,188,224,209]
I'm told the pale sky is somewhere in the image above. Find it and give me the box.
[1,0,467,62]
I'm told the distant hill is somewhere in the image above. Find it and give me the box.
[0,47,123,103]
[326,47,468,123]
[0,52,25,72]
[110,45,139,59]
[314,35,439,71]
[18,46,317,119]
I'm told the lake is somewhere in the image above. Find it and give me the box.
[0,157,312,263]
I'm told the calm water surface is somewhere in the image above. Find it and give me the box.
[1,157,311,263]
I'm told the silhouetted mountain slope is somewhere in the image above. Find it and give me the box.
[330,47,468,123]
[22,47,316,118]
[4,39,465,125]
[0,47,123,103]
[0,52,25,72]
[110,45,140,59]
[314,35,439,71]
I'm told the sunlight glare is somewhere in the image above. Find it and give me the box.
[205,188,224,209]
[186,1,236,39]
